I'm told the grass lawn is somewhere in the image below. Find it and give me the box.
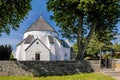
[0,72,115,80]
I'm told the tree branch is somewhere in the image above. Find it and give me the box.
[86,20,97,43]
[79,20,97,59]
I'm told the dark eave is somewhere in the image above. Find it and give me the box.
[24,35,34,44]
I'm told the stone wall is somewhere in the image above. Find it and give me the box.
[112,59,120,71]
[0,60,100,76]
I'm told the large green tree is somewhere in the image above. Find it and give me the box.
[47,0,120,60]
[0,0,31,35]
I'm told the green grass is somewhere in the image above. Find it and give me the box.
[0,72,115,80]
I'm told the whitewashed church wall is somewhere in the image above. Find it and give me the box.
[23,31,58,48]
[17,43,28,60]
[63,47,70,60]
[25,39,50,61]
[48,42,56,61]
[16,30,70,61]
[24,31,47,47]
[23,44,29,60]
[54,38,63,61]
[15,46,21,59]
[17,44,24,60]
[60,45,65,60]
[24,31,58,39]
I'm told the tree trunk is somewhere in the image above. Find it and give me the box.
[80,21,97,59]
[76,16,83,60]
[76,19,97,60]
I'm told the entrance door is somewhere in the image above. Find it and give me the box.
[35,54,40,60]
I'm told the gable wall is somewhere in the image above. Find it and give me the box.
[25,39,50,61]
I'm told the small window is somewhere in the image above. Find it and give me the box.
[48,36,54,44]
[35,54,40,60]
[65,53,67,57]
[36,42,39,44]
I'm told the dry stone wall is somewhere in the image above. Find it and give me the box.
[0,60,100,76]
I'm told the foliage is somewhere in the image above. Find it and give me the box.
[86,34,104,55]
[111,44,120,52]
[72,42,78,53]
[47,0,120,60]
[111,44,120,58]
[72,34,107,58]
[10,54,14,60]
[114,53,120,58]
[102,53,110,59]
[0,45,13,60]
[0,73,115,80]
[0,0,31,35]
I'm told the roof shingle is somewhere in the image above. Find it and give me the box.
[25,15,57,33]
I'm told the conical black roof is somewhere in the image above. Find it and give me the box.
[25,15,57,33]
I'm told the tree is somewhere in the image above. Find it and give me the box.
[72,34,104,58]
[72,42,78,54]
[0,0,31,35]
[0,45,13,60]
[86,34,104,56]
[47,0,120,60]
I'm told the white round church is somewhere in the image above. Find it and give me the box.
[15,15,71,61]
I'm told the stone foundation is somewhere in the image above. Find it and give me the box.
[0,60,100,76]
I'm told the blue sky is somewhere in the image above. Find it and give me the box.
[0,0,61,50]
[0,0,120,51]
